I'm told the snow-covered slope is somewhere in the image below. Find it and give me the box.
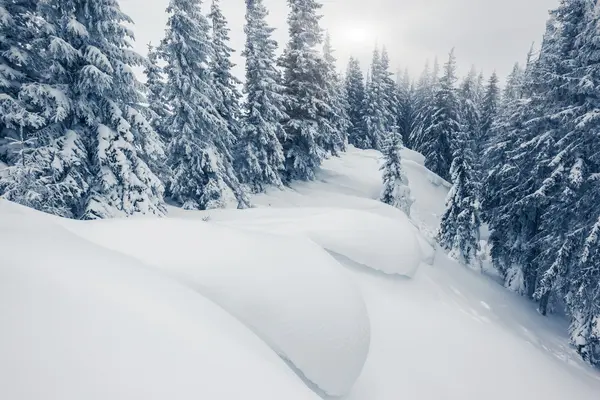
[2,145,600,400]
[61,217,370,397]
[0,201,319,400]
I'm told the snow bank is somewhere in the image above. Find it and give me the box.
[63,217,370,397]
[200,208,424,277]
[0,201,319,400]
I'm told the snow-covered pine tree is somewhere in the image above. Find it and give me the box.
[0,0,45,163]
[531,0,600,364]
[144,43,171,141]
[409,61,431,152]
[380,126,412,216]
[397,68,415,147]
[380,47,398,135]
[345,56,368,148]
[236,0,286,192]
[209,0,243,143]
[479,71,500,146]
[421,49,460,182]
[322,32,349,156]
[437,119,480,266]
[362,47,387,150]
[160,0,248,210]
[279,0,329,181]
[3,0,166,219]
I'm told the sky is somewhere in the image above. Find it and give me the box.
[120,0,559,83]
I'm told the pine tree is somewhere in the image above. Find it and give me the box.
[279,0,329,181]
[236,0,286,192]
[144,43,170,141]
[479,72,500,145]
[421,49,460,182]
[380,126,412,216]
[2,0,166,219]
[481,0,600,366]
[345,56,367,148]
[362,47,387,150]
[0,0,45,163]
[209,0,243,142]
[380,47,398,134]
[322,33,349,156]
[160,0,248,210]
[437,65,482,265]
[397,68,415,147]
[437,124,480,266]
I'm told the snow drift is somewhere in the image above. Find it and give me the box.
[62,216,371,397]
[0,201,320,400]
[190,207,424,277]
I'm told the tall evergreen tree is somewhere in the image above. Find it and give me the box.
[479,71,500,145]
[0,0,46,163]
[2,0,166,219]
[380,126,413,216]
[438,67,482,265]
[209,0,243,142]
[279,0,328,181]
[380,47,398,133]
[236,0,286,192]
[160,0,247,210]
[321,32,349,156]
[144,43,171,141]
[437,124,480,266]
[397,68,415,146]
[345,56,367,148]
[362,47,387,150]
[421,49,460,182]
[410,60,437,152]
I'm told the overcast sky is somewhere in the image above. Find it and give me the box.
[121,0,559,83]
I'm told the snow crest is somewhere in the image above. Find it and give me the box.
[62,217,371,397]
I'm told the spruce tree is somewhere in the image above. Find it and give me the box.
[421,49,460,182]
[362,47,387,150]
[2,0,166,219]
[438,66,482,265]
[437,124,480,266]
[160,0,248,210]
[236,0,286,192]
[322,33,349,156]
[397,68,415,147]
[380,126,412,216]
[345,56,367,148]
[479,72,500,145]
[209,0,243,142]
[380,47,398,134]
[280,0,328,181]
[144,43,170,141]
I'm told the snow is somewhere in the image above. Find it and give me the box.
[61,217,370,397]
[0,201,318,400]
[179,207,424,277]
[3,145,600,400]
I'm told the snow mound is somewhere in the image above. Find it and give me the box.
[200,208,424,277]
[0,201,319,400]
[63,217,371,397]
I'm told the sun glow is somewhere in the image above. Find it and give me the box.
[336,23,376,45]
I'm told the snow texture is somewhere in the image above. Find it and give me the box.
[0,201,319,400]
[60,217,370,397]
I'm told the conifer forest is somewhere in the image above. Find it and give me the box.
[2,0,600,394]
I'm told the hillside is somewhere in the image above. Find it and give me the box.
[1,146,599,400]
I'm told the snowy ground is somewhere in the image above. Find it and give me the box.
[2,146,600,399]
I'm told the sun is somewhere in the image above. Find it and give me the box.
[335,23,375,45]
